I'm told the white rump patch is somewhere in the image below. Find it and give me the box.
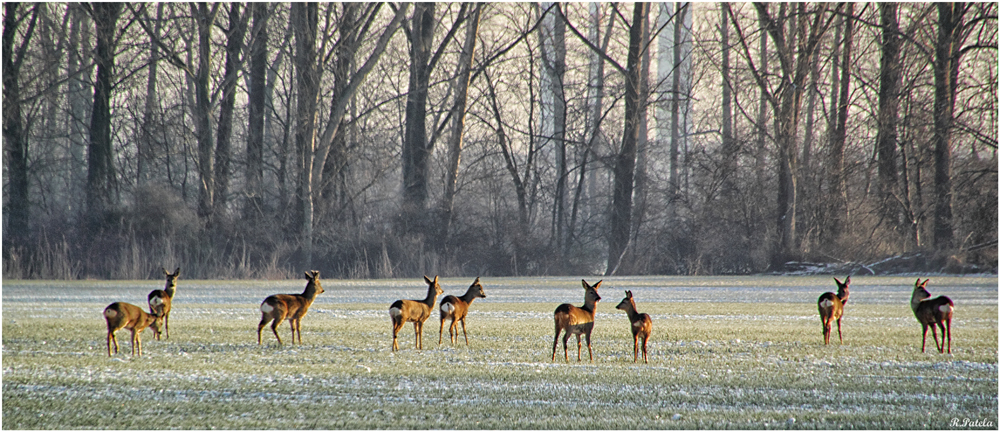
[819,299,833,309]
[149,297,163,307]
[939,304,953,313]
[104,309,118,318]
[633,321,642,328]
[441,303,455,315]
[389,307,402,318]
[260,303,274,314]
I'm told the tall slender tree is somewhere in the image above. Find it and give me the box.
[3,3,39,239]
[86,2,122,220]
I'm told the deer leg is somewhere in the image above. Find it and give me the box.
[413,322,422,350]
[931,323,944,352]
[438,315,451,345]
[461,318,469,346]
[585,332,594,362]
[270,317,284,345]
[641,334,649,364]
[921,324,929,353]
[107,330,116,356]
[391,319,402,351]
[836,318,843,344]
[164,313,170,340]
[575,334,583,361]
[562,332,571,362]
[552,327,561,361]
[257,315,271,345]
[633,333,640,363]
[945,319,952,354]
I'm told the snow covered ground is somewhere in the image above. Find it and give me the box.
[3,275,997,429]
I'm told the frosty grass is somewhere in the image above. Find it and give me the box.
[3,275,997,429]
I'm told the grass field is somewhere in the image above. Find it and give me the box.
[2,275,997,429]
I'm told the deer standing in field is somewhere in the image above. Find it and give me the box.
[910,278,954,354]
[257,270,325,345]
[552,279,602,362]
[616,290,652,363]
[389,275,443,351]
[817,276,851,345]
[439,277,487,345]
[148,267,180,340]
[104,302,164,357]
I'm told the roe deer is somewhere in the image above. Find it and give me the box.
[552,279,602,362]
[148,267,180,340]
[438,277,487,345]
[389,275,443,351]
[910,278,954,353]
[257,271,324,345]
[817,276,851,345]
[616,290,652,363]
[104,302,164,357]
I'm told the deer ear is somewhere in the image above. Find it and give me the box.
[162,267,169,276]
[844,276,850,285]
[921,279,929,287]
[834,277,842,286]
[305,271,313,280]
[474,277,480,284]
[592,280,602,290]
[312,270,320,279]
[174,267,181,276]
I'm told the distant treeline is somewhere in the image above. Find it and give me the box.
[2,3,996,279]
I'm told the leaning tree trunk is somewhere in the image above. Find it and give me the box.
[440,4,483,245]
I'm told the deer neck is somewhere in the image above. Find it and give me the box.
[581,298,598,314]
[301,283,321,302]
[422,287,440,308]
[910,288,930,312]
[164,282,177,298]
[837,287,849,303]
[458,288,480,305]
[624,303,642,322]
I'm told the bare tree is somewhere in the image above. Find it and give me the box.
[86,2,123,220]
[3,3,39,239]
[876,3,902,240]
[440,3,484,244]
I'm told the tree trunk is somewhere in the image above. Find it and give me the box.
[828,2,853,241]
[606,2,649,276]
[668,3,686,218]
[293,2,320,269]
[214,3,248,216]
[540,2,568,257]
[440,4,483,244]
[66,4,91,215]
[245,3,269,217]
[86,2,122,220]
[876,3,902,236]
[401,3,436,232]
[138,3,163,186]
[192,3,219,222]
[720,2,736,197]
[3,3,38,239]
[931,3,963,250]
